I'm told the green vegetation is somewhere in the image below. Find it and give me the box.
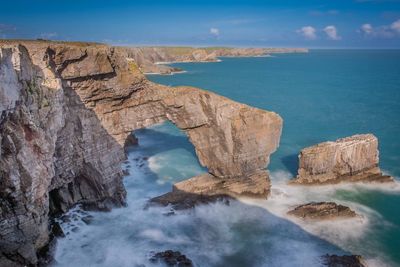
[25,78,50,109]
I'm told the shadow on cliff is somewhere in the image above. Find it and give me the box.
[281,154,299,176]
[130,126,203,162]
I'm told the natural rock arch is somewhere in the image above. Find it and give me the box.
[49,44,283,197]
[0,41,282,266]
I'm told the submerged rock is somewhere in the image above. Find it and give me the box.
[291,134,394,185]
[81,215,94,225]
[149,250,193,266]
[322,254,367,267]
[288,202,357,220]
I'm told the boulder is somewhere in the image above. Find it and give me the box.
[322,254,367,267]
[149,250,193,267]
[288,202,357,220]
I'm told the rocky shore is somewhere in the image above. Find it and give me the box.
[0,40,282,266]
[291,134,394,185]
[1,39,393,266]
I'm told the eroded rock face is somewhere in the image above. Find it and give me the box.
[0,42,126,266]
[0,40,282,266]
[291,134,394,185]
[288,202,357,220]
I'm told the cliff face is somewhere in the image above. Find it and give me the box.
[120,46,308,74]
[291,134,393,185]
[0,43,127,266]
[0,40,282,266]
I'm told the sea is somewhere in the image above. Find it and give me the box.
[53,50,400,267]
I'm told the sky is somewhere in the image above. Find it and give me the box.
[1,0,400,48]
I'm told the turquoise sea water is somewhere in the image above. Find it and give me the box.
[54,50,400,267]
[149,50,400,177]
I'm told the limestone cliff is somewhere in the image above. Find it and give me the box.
[0,40,282,266]
[120,46,308,74]
[291,134,393,185]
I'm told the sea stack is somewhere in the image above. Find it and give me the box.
[291,134,394,185]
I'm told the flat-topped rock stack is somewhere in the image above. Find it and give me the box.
[291,134,394,185]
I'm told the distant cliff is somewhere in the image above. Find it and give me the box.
[118,46,308,74]
[0,40,282,266]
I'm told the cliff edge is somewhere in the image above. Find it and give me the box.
[120,46,308,74]
[0,40,282,266]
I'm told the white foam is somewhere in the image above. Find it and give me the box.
[53,126,398,267]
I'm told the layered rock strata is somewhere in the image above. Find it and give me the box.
[0,40,282,266]
[287,202,357,220]
[291,134,394,185]
[120,46,308,74]
[152,170,269,209]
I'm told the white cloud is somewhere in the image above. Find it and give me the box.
[297,26,317,40]
[210,27,220,37]
[359,19,400,38]
[361,23,373,35]
[323,25,341,40]
[391,19,400,33]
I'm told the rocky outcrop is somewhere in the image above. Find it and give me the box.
[120,46,308,74]
[149,250,193,266]
[0,40,282,266]
[322,254,367,267]
[152,170,269,209]
[291,134,394,185]
[288,202,357,220]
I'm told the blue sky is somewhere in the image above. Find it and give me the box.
[1,0,400,48]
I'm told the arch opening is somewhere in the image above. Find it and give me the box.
[124,121,208,189]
